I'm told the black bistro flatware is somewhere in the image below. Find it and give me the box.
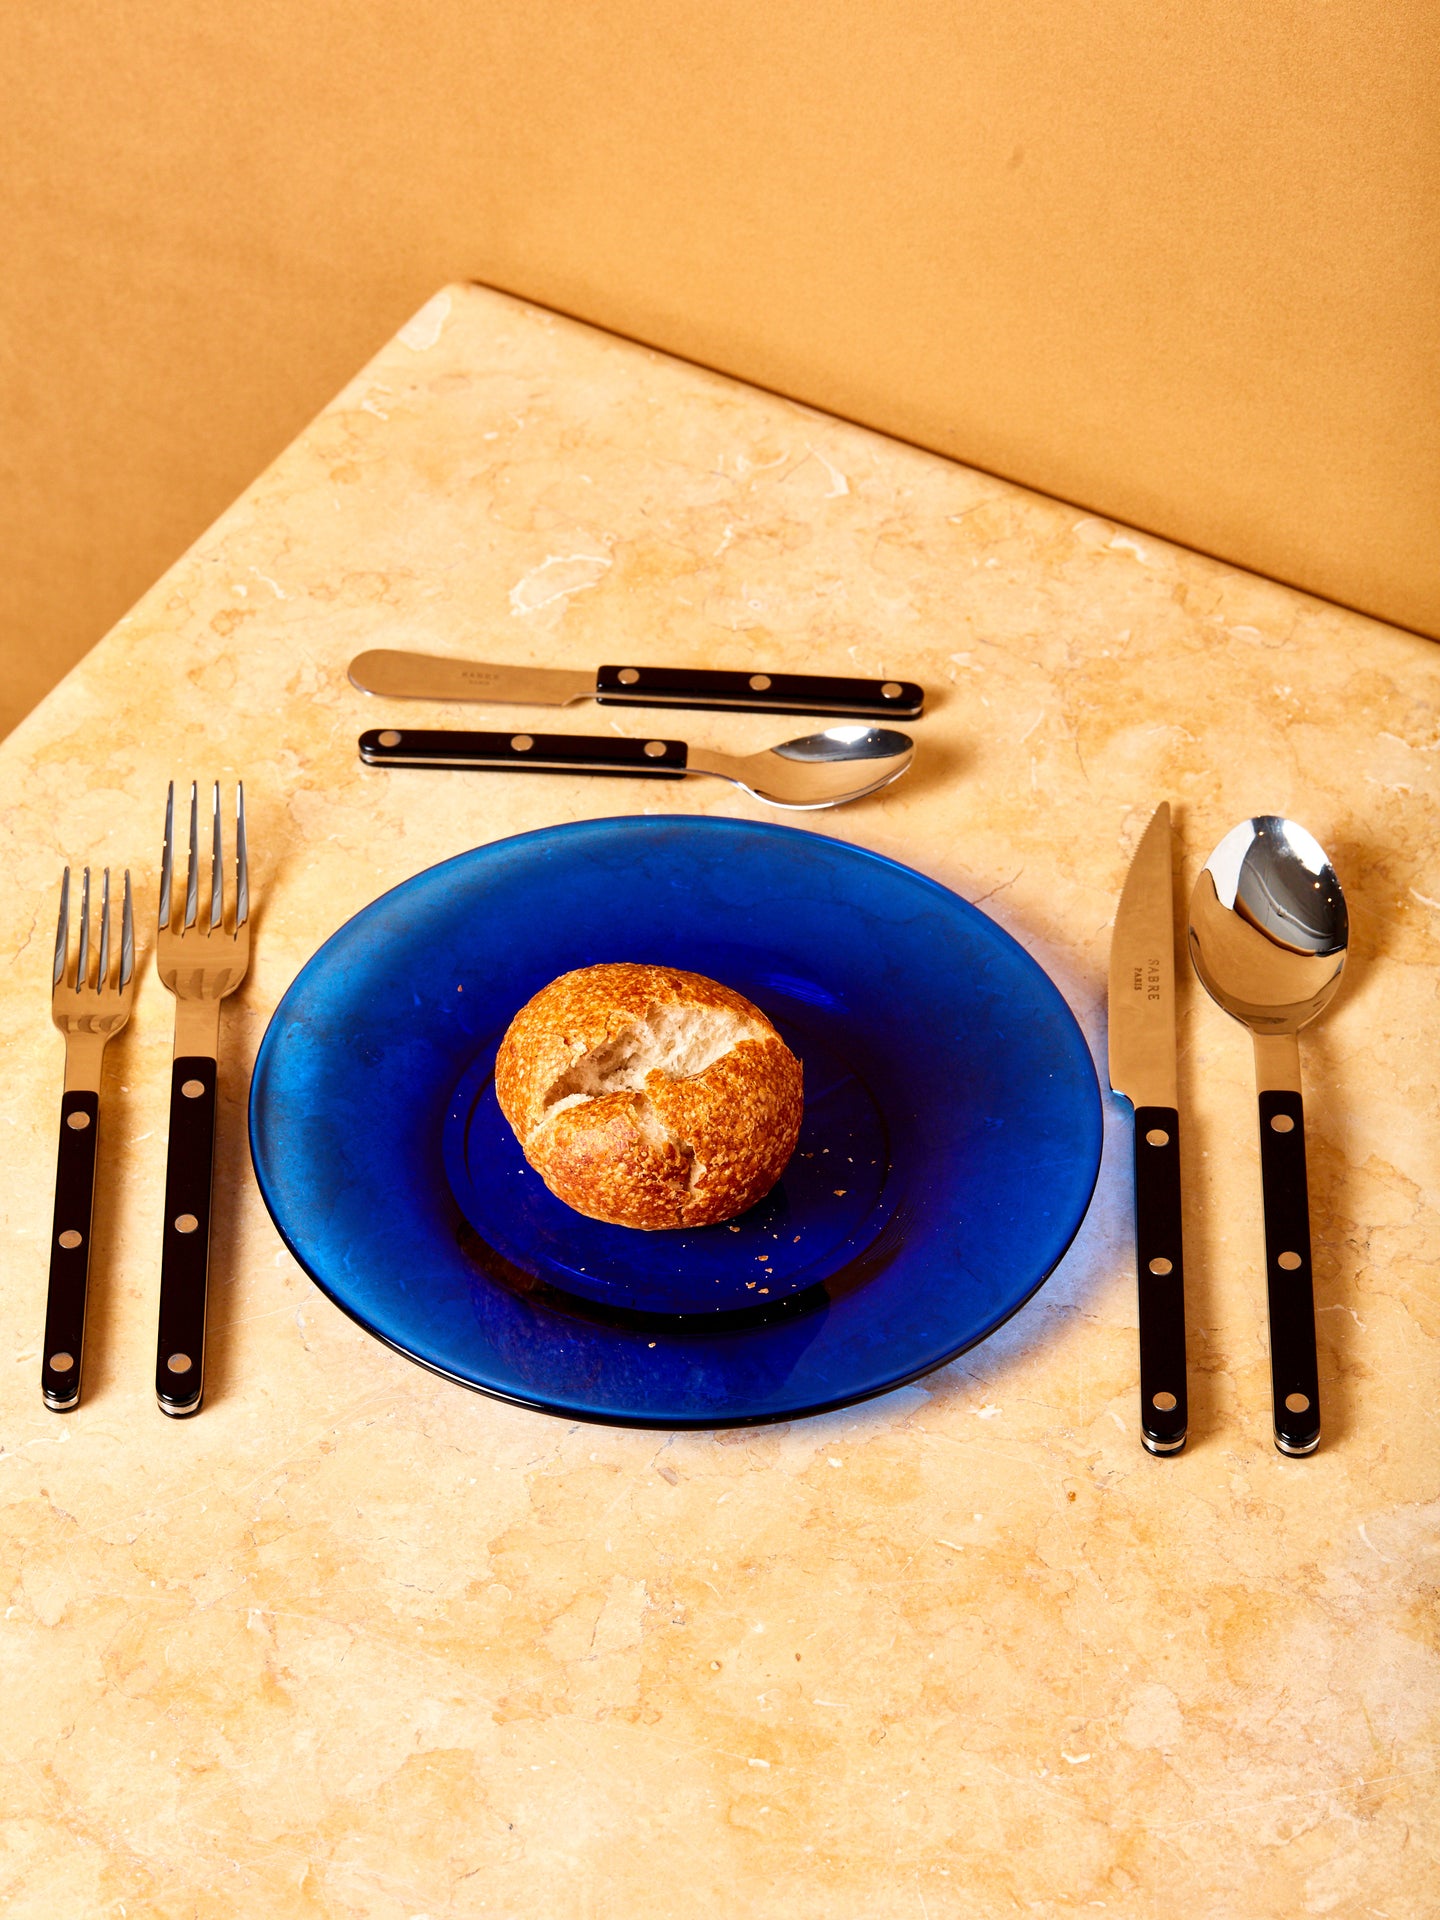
[350,649,924,721]
[42,866,136,1410]
[1108,804,1188,1455]
[359,723,914,810]
[1189,817,1348,1456]
[153,781,250,1418]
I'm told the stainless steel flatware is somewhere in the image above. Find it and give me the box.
[1189,816,1348,1456]
[154,780,251,1417]
[1108,803,1188,1454]
[43,867,136,1410]
[358,723,915,810]
[349,649,925,721]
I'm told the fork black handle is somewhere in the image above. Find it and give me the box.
[41,1090,100,1411]
[594,664,925,720]
[155,1057,217,1417]
[1258,1089,1321,1455]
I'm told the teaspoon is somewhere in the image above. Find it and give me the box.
[359,723,914,810]
[1188,816,1348,1455]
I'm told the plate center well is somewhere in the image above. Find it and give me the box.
[442,1015,894,1316]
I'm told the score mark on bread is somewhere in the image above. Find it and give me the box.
[495,963,803,1230]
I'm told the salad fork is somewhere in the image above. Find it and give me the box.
[155,781,250,1416]
[43,867,136,1410]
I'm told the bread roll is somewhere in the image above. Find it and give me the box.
[494,963,803,1230]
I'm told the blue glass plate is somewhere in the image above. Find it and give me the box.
[249,817,1102,1427]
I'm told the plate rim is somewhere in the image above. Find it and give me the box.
[248,815,1104,1427]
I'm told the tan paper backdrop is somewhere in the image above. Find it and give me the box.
[3,0,1438,738]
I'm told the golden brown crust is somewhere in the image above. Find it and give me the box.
[494,962,803,1230]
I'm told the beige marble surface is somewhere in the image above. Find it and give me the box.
[2,284,1438,1918]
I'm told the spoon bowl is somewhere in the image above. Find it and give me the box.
[1189,816,1348,1457]
[1189,817,1348,1033]
[691,725,915,809]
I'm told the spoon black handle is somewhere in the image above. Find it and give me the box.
[595,664,924,720]
[359,729,689,778]
[1132,1106,1188,1454]
[1257,1089,1320,1454]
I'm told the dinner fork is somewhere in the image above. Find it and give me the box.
[155,781,250,1416]
[43,867,136,1410]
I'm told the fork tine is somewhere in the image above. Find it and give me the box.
[210,780,224,931]
[120,870,135,990]
[184,781,199,931]
[77,868,91,990]
[159,780,174,930]
[98,868,112,988]
[53,868,71,989]
[235,782,249,930]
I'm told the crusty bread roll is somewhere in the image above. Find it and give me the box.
[494,963,803,1230]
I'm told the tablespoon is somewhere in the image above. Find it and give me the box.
[1188,817,1348,1455]
[358,723,914,810]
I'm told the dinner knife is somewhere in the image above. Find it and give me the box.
[349,649,925,721]
[1108,801,1188,1455]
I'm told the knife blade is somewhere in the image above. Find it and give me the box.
[1108,801,1188,1454]
[348,649,925,720]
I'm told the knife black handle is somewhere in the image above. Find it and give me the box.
[1132,1105,1188,1454]
[41,1089,100,1411]
[155,1057,217,1418]
[594,664,924,721]
[359,728,689,778]
[1258,1089,1320,1455]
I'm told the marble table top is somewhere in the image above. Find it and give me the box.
[2,284,1437,1918]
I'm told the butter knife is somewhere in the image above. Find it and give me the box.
[1108,802,1188,1454]
[349,650,924,720]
